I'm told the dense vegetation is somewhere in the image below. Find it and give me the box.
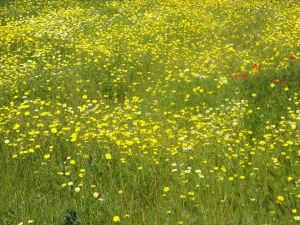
[0,0,300,224]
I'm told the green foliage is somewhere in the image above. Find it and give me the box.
[0,0,300,224]
[62,209,80,225]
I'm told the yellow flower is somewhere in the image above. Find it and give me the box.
[270,83,276,88]
[105,153,112,160]
[13,124,20,130]
[113,216,120,222]
[82,95,88,99]
[163,187,170,193]
[44,154,51,160]
[65,172,71,176]
[70,133,77,142]
[180,195,186,199]
[70,160,76,165]
[276,195,284,204]
[287,176,293,182]
[51,127,58,134]
[240,175,246,180]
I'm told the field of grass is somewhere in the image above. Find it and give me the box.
[0,0,300,224]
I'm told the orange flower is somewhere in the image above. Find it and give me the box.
[123,194,131,201]
[232,73,247,79]
[288,55,296,61]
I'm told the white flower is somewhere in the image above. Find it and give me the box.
[294,216,300,221]
[185,169,191,174]
[93,192,100,198]
[195,169,202,174]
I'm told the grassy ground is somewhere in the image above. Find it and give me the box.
[0,0,300,224]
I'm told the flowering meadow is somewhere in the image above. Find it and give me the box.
[1,0,300,224]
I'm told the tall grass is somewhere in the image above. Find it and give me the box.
[0,0,300,224]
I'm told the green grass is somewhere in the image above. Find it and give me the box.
[0,0,300,224]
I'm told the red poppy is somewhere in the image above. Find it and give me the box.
[274,79,280,83]
[232,73,237,77]
[232,73,248,79]
[281,81,288,86]
[123,194,131,201]
[252,63,258,68]
[288,55,296,61]
[232,73,239,79]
